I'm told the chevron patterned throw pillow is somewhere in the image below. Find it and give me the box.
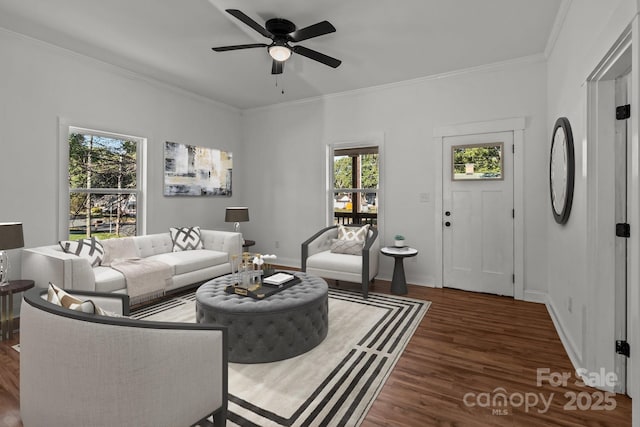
[58,237,104,267]
[170,226,204,252]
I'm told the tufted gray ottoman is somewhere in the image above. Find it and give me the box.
[195,272,328,363]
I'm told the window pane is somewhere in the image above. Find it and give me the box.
[68,193,137,240]
[359,192,378,214]
[69,133,137,189]
[332,146,379,227]
[359,153,379,189]
[333,155,352,189]
[333,192,352,214]
[452,142,503,181]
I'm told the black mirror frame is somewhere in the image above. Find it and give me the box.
[549,117,575,225]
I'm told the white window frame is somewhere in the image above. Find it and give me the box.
[58,122,147,240]
[326,133,385,235]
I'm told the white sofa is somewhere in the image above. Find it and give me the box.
[22,229,242,297]
[20,287,227,427]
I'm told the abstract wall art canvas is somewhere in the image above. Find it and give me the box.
[164,141,232,196]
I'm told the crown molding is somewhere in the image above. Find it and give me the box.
[0,26,240,114]
[243,53,546,114]
[544,0,572,59]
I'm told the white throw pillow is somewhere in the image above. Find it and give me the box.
[47,283,119,317]
[170,226,204,251]
[330,238,364,255]
[58,237,104,267]
[337,224,370,242]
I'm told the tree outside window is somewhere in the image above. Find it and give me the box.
[68,131,139,240]
[333,147,379,226]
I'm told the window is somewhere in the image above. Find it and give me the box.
[66,127,144,240]
[332,146,379,226]
[451,142,503,181]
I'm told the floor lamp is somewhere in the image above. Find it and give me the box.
[0,222,24,286]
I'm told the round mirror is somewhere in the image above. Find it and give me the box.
[549,117,574,224]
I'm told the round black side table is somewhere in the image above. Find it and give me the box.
[0,279,35,340]
[380,247,418,295]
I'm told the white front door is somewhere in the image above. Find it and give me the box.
[442,131,514,296]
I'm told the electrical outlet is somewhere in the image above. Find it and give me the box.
[275,241,280,249]
[567,297,572,313]
[419,192,431,203]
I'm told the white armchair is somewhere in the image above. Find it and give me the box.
[301,224,379,298]
[20,288,227,427]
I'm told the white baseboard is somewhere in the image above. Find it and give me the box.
[523,290,547,304]
[276,257,300,269]
[545,295,584,374]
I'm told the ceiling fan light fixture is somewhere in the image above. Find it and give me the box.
[269,45,292,62]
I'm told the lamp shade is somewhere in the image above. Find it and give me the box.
[0,222,24,250]
[225,207,249,223]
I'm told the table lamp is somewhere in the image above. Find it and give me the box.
[225,207,249,233]
[0,222,24,286]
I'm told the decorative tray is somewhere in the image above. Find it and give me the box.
[224,272,301,300]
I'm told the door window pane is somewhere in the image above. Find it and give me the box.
[452,142,503,181]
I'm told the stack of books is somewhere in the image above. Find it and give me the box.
[263,272,296,286]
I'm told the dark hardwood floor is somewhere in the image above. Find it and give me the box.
[0,279,632,426]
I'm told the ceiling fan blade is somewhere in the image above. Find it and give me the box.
[292,45,341,68]
[212,43,268,52]
[226,9,272,39]
[290,21,336,42]
[271,60,284,75]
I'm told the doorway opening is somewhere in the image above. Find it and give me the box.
[586,31,632,395]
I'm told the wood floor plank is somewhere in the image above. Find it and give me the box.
[359,281,632,427]
[0,279,632,426]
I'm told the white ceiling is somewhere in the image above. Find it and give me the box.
[0,0,562,109]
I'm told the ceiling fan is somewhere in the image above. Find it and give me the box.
[212,9,341,75]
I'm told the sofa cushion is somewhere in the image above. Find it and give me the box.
[135,234,174,258]
[306,250,362,274]
[101,237,140,266]
[93,266,127,293]
[330,238,364,255]
[59,237,104,267]
[146,249,228,276]
[170,226,204,252]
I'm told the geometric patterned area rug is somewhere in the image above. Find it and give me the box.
[131,287,430,427]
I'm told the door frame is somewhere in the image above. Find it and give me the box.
[433,117,526,300]
[586,27,633,395]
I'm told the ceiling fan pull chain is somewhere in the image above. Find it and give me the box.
[275,76,285,95]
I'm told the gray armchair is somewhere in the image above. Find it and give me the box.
[20,288,227,427]
[301,224,379,298]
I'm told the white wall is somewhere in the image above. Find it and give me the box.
[546,0,637,396]
[241,58,548,292]
[0,29,242,275]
